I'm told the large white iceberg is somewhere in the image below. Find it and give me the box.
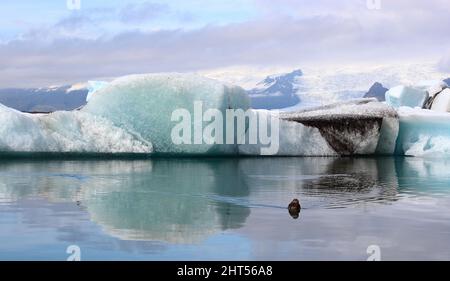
[82,73,251,154]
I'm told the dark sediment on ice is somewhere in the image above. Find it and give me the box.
[280,99,398,155]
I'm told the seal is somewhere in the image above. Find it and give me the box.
[288,199,301,219]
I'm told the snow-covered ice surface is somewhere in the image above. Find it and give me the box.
[0,104,152,153]
[396,107,450,157]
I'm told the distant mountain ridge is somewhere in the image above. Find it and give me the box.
[0,86,88,112]
[248,69,302,109]
[1,72,446,113]
[444,78,450,85]
[363,82,388,101]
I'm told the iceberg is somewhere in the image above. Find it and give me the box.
[239,99,399,156]
[280,99,399,155]
[82,73,250,154]
[2,72,450,158]
[238,109,338,156]
[0,103,152,153]
[381,79,450,158]
[385,85,429,108]
[396,107,450,157]
[0,73,251,155]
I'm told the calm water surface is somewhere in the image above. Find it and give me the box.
[1,157,450,260]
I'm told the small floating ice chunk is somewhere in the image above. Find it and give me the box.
[385,85,429,108]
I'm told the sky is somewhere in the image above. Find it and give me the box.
[0,0,450,87]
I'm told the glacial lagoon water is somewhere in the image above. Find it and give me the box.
[1,157,450,261]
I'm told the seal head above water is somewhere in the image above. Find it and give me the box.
[288,199,301,219]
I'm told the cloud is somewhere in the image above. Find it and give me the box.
[56,14,94,31]
[119,2,170,23]
[1,0,450,87]
[20,3,175,42]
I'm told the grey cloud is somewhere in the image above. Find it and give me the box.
[1,1,450,87]
[27,3,174,41]
[56,7,116,27]
[119,2,170,23]
[21,7,116,42]
[56,14,94,30]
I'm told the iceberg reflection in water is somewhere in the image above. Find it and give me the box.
[1,157,450,260]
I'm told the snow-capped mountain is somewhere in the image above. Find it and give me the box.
[0,85,88,112]
[363,82,388,101]
[445,78,450,85]
[247,69,302,110]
